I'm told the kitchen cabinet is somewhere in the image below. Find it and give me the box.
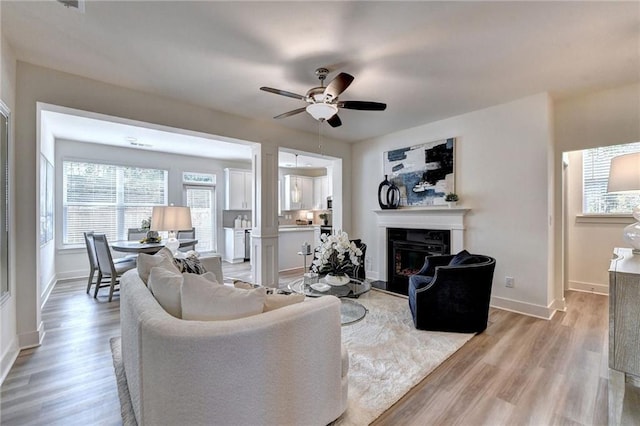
[284,175,313,210]
[225,168,252,210]
[313,175,329,210]
[223,228,246,263]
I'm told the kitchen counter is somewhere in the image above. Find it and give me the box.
[279,225,320,232]
[278,226,320,271]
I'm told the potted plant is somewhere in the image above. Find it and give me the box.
[445,192,459,208]
[319,212,329,226]
[311,231,363,286]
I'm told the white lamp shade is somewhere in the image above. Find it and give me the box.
[150,206,192,232]
[608,152,640,193]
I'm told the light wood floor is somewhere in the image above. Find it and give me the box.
[1,262,609,425]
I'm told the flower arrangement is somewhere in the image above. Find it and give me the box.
[311,231,363,277]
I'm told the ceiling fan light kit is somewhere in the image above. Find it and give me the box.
[306,103,338,121]
[260,67,387,128]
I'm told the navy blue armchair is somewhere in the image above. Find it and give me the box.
[408,251,496,333]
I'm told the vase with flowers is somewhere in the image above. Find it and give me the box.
[311,231,363,286]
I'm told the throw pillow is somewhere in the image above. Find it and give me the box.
[181,274,267,321]
[263,293,305,312]
[147,269,219,319]
[173,256,207,274]
[448,250,472,266]
[137,247,179,284]
[148,266,183,318]
[233,280,255,290]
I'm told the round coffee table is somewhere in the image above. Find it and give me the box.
[288,276,370,325]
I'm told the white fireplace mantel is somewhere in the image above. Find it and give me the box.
[372,207,470,281]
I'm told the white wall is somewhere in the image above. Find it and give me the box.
[55,139,251,280]
[564,150,631,294]
[353,94,556,318]
[0,33,18,382]
[12,61,352,359]
[553,83,640,304]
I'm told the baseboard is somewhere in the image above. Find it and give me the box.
[0,336,19,385]
[40,275,57,309]
[18,321,45,349]
[490,296,555,320]
[568,280,609,295]
[55,269,86,282]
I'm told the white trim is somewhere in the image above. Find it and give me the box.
[490,296,556,320]
[17,321,45,349]
[40,275,57,309]
[568,280,609,295]
[0,335,19,385]
[575,214,634,224]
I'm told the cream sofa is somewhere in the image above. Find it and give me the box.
[120,264,349,426]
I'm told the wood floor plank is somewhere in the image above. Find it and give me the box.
[1,264,612,425]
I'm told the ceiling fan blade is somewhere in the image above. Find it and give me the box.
[260,87,306,100]
[274,107,307,119]
[338,101,387,111]
[326,114,342,128]
[323,73,354,99]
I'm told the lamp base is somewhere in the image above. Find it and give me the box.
[165,236,180,254]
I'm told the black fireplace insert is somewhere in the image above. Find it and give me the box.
[384,228,450,295]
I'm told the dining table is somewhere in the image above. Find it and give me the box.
[111,239,198,254]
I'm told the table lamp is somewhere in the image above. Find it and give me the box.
[151,205,192,254]
[608,152,640,253]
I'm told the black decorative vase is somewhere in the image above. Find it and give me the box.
[387,182,400,209]
[378,175,392,209]
[378,175,401,209]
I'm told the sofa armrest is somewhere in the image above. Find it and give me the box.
[137,296,345,426]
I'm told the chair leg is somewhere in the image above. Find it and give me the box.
[86,267,95,294]
[94,272,103,298]
[108,276,117,302]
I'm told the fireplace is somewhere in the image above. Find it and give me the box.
[386,228,450,295]
[372,206,468,294]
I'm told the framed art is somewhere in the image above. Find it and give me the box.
[383,137,455,207]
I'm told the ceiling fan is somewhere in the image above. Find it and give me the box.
[260,68,387,128]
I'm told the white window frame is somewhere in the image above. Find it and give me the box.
[577,142,640,223]
[62,159,168,247]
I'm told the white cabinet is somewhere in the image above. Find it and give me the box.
[284,175,314,210]
[225,168,252,210]
[313,176,329,210]
[224,228,245,263]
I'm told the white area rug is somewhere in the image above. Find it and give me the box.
[335,290,474,425]
[110,290,474,426]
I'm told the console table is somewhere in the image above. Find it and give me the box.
[608,248,640,424]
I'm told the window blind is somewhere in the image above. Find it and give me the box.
[583,142,640,214]
[185,185,215,252]
[63,161,168,245]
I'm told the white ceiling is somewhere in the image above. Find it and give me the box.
[3,1,639,144]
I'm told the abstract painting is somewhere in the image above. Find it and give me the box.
[383,138,455,207]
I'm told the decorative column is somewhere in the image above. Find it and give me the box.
[251,143,279,287]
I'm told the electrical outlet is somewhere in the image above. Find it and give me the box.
[505,277,515,288]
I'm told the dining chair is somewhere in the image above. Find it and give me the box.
[127,228,148,241]
[177,227,196,252]
[92,233,136,301]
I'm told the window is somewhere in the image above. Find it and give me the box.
[583,142,640,214]
[63,161,168,245]
[183,172,216,252]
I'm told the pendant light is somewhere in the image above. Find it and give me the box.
[291,154,301,203]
